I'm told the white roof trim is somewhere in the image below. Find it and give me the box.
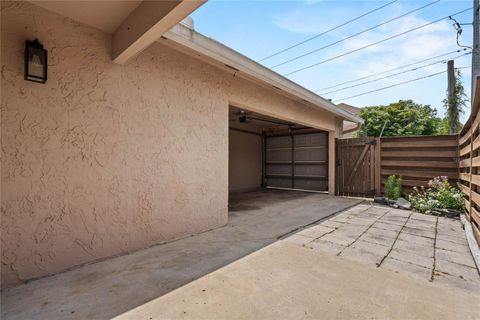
[162,24,363,124]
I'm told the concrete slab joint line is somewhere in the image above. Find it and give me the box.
[312,203,374,244]
[430,216,439,282]
[309,226,338,243]
[376,211,413,268]
[277,200,365,240]
[337,205,390,256]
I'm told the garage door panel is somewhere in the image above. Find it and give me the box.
[294,147,327,162]
[266,136,291,148]
[266,165,292,175]
[294,132,327,147]
[294,164,327,176]
[267,177,292,188]
[265,131,328,192]
[266,149,292,162]
[294,179,327,191]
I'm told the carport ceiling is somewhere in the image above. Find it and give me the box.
[34,1,142,34]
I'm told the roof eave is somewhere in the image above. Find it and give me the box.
[162,24,364,124]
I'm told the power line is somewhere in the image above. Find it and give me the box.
[284,7,473,77]
[271,0,439,69]
[256,0,398,62]
[333,66,471,102]
[315,49,469,92]
[321,51,471,95]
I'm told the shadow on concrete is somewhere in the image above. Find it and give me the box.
[2,189,362,320]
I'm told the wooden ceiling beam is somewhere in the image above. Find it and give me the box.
[112,0,205,64]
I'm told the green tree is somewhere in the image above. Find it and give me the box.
[443,69,467,135]
[436,117,456,135]
[356,100,443,137]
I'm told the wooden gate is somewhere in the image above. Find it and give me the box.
[336,137,380,197]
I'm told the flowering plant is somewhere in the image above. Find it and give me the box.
[408,176,464,213]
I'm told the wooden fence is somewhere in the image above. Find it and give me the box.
[380,135,458,190]
[457,77,480,245]
[337,77,480,246]
[336,135,459,197]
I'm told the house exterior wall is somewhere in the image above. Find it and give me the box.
[229,130,262,192]
[1,1,338,287]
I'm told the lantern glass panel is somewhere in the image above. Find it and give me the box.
[25,40,47,83]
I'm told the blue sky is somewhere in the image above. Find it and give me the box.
[191,0,474,121]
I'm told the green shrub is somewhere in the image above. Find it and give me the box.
[408,176,464,213]
[385,175,403,200]
[393,176,403,199]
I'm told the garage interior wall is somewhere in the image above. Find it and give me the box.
[1,1,340,288]
[228,129,262,192]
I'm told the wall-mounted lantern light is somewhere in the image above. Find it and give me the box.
[24,39,47,83]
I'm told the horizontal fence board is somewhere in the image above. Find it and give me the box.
[457,183,470,196]
[381,160,457,169]
[465,198,471,212]
[471,190,480,206]
[459,158,471,168]
[381,169,458,179]
[459,172,470,182]
[470,206,480,225]
[381,139,457,148]
[381,150,457,158]
[458,130,471,145]
[459,144,471,157]
[471,113,480,133]
[472,156,480,167]
[471,207,480,226]
[473,135,480,152]
[472,221,480,245]
[380,179,455,188]
[380,135,456,141]
[382,178,455,191]
[471,174,480,186]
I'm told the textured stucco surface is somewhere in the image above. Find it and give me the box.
[1,1,338,287]
[228,130,261,192]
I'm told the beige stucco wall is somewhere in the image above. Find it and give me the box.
[1,1,339,287]
[229,130,262,192]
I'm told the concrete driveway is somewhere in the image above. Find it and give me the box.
[1,190,361,320]
[116,203,480,319]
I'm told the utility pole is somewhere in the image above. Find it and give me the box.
[473,0,480,95]
[447,60,457,134]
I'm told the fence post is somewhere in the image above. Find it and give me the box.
[375,137,381,197]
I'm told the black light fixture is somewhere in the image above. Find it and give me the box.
[24,39,47,83]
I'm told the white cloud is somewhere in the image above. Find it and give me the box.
[269,1,472,117]
[336,17,455,79]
